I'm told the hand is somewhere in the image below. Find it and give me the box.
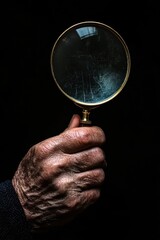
[12,114,106,232]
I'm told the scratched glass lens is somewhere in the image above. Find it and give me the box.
[51,24,128,105]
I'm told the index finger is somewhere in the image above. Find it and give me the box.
[54,126,106,154]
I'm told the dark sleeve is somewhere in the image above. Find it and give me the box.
[0,180,32,240]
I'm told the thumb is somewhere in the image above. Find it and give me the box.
[66,114,81,130]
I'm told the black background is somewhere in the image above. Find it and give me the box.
[0,1,160,239]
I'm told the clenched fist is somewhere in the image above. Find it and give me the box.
[12,114,106,232]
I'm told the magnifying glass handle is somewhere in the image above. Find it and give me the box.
[80,109,92,126]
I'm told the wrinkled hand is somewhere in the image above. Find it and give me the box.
[12,114,106,232]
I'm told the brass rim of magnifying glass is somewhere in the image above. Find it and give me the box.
[50,20,131,110]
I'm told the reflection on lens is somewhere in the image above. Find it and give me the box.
[51,21,131,108]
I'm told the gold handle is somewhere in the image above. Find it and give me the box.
[80,109,92,126]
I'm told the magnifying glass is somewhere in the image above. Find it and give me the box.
[50,21,131,125]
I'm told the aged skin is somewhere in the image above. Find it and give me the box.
[12,114,106,232]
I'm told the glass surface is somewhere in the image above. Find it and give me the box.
[50,21,131,108]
